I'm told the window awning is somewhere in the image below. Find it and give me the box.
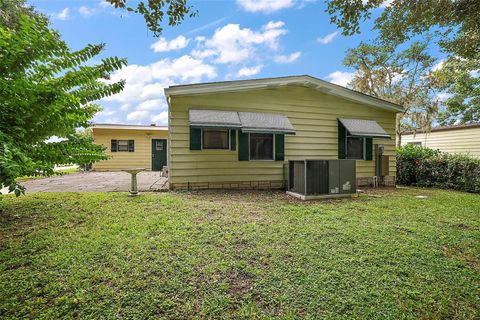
[238,112,295,134]
[189,110,241,128]
[339,118,391,138]
[189,109,295,134]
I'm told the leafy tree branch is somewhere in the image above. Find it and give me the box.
[106,0,197,36]
[0,14,127,195]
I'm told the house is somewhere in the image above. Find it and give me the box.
[401,123,480,158]
[91,123,168,171]
[164,75,403,190]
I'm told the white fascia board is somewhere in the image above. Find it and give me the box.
[92,124,168,131]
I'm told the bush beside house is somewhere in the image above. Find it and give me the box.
[396,144,480,193]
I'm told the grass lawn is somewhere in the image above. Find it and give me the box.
[0,188,479,319]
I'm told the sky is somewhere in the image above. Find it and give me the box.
[31,0,397,126]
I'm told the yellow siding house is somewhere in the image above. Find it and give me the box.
[92,124,168,171]
[165,75,403,190]
[401,124,480,158]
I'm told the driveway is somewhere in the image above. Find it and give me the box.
[14,171,168,193]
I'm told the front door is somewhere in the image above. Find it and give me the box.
[152,139,167,171]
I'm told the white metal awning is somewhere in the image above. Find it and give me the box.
[189,109,295,134]
[339,118,390,138]
[238,112,295,134]
[189,109,242,128]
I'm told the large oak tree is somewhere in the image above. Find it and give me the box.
[327,0,479,125]
[344,40,438,145]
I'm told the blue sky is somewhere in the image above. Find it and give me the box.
[32,0,394,126]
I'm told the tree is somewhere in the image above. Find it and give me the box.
[344,40,438,146]
[106,0,197,36]
[326,0,480,125]
[326,0,479,59]
[0,0,37,29]
[0,14,127,195]
[433,57,480,125]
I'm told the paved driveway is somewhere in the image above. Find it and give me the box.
[16,171,168,193]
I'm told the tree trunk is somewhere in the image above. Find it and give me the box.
[395,113,402,148]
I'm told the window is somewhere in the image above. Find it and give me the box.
[155,140,164,151]
[346,136,364,160]
[111,139,134,152]
[250,133,274,160]
[203,129,229,149]
[408,142,422,146]
[117,140,129,151]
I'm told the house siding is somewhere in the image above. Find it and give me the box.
[402,127,480,158]
[168,85,398,189]
[92,128,168,171]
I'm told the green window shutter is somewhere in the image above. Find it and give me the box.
[128,140,134,152]
[365,138,373,160]
[338,121,346,159]
[190,127,202,150]
[111,139,117,152]
[238,131,249,161]
[230,129,236,151]
[275,134,285,161]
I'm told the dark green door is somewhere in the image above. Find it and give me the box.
[152,139,167,171]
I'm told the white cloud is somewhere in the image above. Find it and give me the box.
[274,51,301,63]
[55,8,70,20]
[237,0,295,13]
[151,111,168,124]
[102,54,217,124]
[159,55,217,81]
[120,103,131,111]
[432,60,445,72]
[97,109,117,117]
[186,17,228,35]
[325,71,356,87]
[380,0,394,8]
[99,0,113,8]
[79,6,95,17]
[192,21,288,64]
[137,99,164,111]
[127,110,150,121]
[237,65,263,77]
[104,54,216,104]
[317,31,339,44]
[139,83,167,100]
[191,48,217,59]
[151,35,190,53]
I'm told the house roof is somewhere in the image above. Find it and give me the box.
[164,75,404,113]
[92,123,168,131]
[402,123,480,135]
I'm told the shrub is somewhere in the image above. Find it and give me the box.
[396,144,480,193]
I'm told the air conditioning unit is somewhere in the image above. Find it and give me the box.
[287,159,357,200]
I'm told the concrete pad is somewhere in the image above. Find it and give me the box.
[286,190,358,200]
[16,171,168,193]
